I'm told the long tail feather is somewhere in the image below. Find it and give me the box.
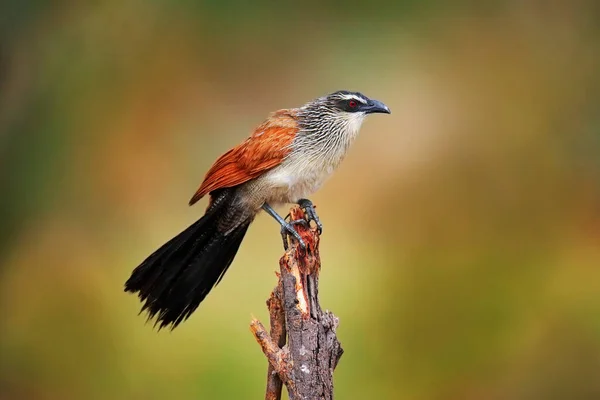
[124,189,251,330]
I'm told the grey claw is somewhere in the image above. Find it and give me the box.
[280,219,308,249]
[298,199,323,235]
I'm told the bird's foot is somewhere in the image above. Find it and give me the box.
[298,198,323,234]
[280,219,309,250]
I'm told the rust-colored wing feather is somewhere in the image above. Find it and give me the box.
[189,110,298,205]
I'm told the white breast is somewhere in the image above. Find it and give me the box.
[267,157,333,202]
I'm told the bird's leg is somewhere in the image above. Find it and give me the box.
[297,198,323,234]
[262,203,308,250]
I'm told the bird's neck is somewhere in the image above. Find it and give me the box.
[292,110,366,168]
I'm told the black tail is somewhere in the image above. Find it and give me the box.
[124,189,251,330]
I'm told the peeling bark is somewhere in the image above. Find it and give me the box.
[251,206,343,400]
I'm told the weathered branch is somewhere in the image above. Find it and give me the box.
[265,282,286,399]
[251,206,343,400]
[249,282,288,399]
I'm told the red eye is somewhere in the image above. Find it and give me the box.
[348,100,357,108]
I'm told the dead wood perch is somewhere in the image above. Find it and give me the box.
[250,205,344,400]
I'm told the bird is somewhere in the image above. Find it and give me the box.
[124,90,391,329]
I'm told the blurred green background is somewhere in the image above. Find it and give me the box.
[1,1,600,399]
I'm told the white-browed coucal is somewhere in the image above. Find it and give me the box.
[124,90,391,329]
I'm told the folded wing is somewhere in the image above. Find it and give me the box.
[189,110,298,205]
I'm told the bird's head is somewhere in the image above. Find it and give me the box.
[298,90,390,137]
[319,90,391,116]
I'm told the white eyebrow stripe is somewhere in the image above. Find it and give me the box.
[338,94,367,104]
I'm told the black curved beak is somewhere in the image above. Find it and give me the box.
[364,99,391,114]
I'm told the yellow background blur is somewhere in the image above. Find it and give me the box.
[1,1,599,399]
